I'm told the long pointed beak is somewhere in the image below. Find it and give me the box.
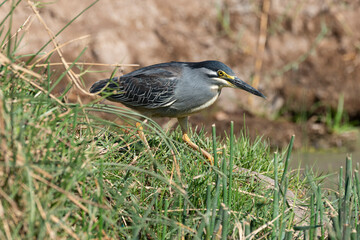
[229,77,266,99]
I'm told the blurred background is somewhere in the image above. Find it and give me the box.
[4,0,360,171]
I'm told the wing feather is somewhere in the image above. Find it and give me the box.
[91,65,180,109]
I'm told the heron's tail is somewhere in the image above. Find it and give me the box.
[89,78,120,94]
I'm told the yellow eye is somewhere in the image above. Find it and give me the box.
[217,70,225,77]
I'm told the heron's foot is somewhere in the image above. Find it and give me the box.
[182,133,214,165]
[136,122,150,148]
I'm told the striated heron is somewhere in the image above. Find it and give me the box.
[90,60,265,164]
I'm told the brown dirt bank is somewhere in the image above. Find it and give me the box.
[189,108,358,151]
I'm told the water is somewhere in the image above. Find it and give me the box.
[292,149,360,173]
[291,144,360,189]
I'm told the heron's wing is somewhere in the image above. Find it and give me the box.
[93,66,180,109]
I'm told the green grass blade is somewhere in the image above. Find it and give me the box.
[212,124,218,167]
[280,135,295,185]
[227,121,234,210]
[317,186,325,239]
[309,194,315,240]
[272,152,279,239]
[221,204,229,239]
[339,166,344,229]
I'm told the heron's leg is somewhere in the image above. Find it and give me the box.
[136,120,150,148]
[177,117,214,165]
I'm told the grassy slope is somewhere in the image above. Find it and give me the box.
[0,66,288,238]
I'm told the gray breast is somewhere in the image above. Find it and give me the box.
[169,66,220,117]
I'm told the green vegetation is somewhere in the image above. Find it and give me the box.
[325,94,358,134]
[0,65,286,238]
[1,1,360,239]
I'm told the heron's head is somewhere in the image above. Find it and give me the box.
[188,60,266,98]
